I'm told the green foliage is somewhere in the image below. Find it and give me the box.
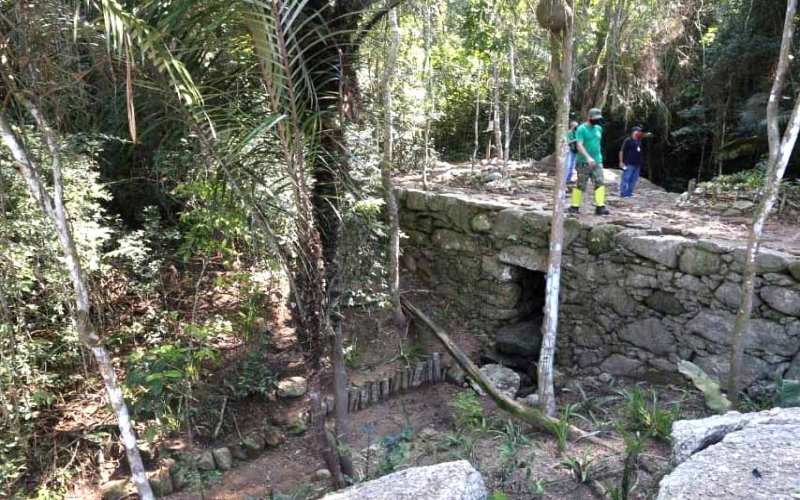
[560,449,596,484]
[678,360,732,414]
[492,419,533,486]
[620,387,681,441]
[546,404,575,453]
[231,343,276,399]
[378,428,413,475]
[450,390,485,430]
[772,372,800,408]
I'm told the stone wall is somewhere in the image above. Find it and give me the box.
[398,188,800,387]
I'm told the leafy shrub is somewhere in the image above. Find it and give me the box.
[450,391,485,430]
[620,387,681,441]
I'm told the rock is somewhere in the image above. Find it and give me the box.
[242,432,266,458]
[714,281,744,309]
[621,235,689,268]
[484,172,503,182]
[470,213,493,233]
[760,286,800,316]
[679,246,722,276]
[732,247,791,274]
[432,230,476,253]
[263,426,284,448]
[478,364,520,398]
[491,208,528,241]
[644,290,685,315]
[587,224,620,255]
[446,199,477,233]
[659,408,800,500]
[212,447,233,471]
[600,354,643,376]
[277,376,308,398]
[692,354,768,387]
[788,261,800,281]
[495,319,542,357]
[197,450,216,471]
[498,245,548,272]
[170,462,190,491]
[670,407,800,463]
[481,256,519,283]
[597,286,637,317]
[100,479,135,500]
[148,465,174,496]
[786,351,800,379]
[312,468,333,482]
[446,364,467,385]
[288,414,309,435]
[731,200,755,211]
[675,274,711,294]
[405,190,429,211]
[230,444,248,461]
[321,460,486,500]
[618,318,676,356]
[418,428,440,440]
[517,393,540,407]
[598,372,613,384]
[477,280,522,308]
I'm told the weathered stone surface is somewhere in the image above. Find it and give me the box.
[645,291,685,315]
[670,407,800,463]
[760,286,800,316]
[322,460,487,500]
[197,450,216,470]
[714,281,743,309]
[732,247,791,274]
[618,318,676,355]
[786,351,800,379]
[432,230,476,253]
[693,353,768,387]
[263,426,284,448]
[242,432,266,458]
[495,319,542,357]
[621,235,689,268]
[680,246,722,276]
[675,274,711,294]
[470,213,493,233]
[478,364,520,398]
[498,245,548,271]
[101,479,135,500]
[477,280,522,308]
[660,408,800,500]
[446,199,477,232]
[600,354,643,376]
[277,376,307,398]
[491,208,528,241]
[312,468,332,483]
[597,286,637,317]
[405,190,429,211]
[212,447,233,470]
[587,224,619,255]
[481,256,519,282]
[789,261,800,282]
[517,393,540,407]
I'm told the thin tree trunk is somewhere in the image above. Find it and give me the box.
[537,1,575,418]
[422,2,433,190]
[0,110,155,500]
[471,61,482,172]
[381,7,404,328]
[503,39,516,176]
[492,59,502,162]
[728,0,800,405]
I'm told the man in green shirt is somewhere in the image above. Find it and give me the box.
[569,108,610,215]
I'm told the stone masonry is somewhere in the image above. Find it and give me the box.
[398,188,800,387]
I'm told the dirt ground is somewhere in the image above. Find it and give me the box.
[397,160,800,255]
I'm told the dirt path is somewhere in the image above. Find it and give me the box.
[397,160,800,255]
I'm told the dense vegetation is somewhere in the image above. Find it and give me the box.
[0,0,798,498]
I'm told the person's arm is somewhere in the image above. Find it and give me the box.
[619,138,627,168]
[576,140,594,166]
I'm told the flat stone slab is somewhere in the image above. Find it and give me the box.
[322,460,486,500]
[658,408,800,500]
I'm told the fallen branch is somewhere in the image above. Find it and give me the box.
[401,297,619,452]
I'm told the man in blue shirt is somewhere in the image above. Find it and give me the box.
[618,126,644,198]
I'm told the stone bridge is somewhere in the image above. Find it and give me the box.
[398,188,800,388]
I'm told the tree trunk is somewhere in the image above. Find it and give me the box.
[503,39,516,175]
[471,61,482,172]
[0,110,155,500]
[381,7,405,328]
[492,59,502,161]
[728,0,800,405]
[537,1,575,418]
[423,2,433,190]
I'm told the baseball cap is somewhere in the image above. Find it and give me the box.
[588,108,603,120]
[631,126,643,132]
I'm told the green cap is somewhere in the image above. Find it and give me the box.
[588,108,603,120]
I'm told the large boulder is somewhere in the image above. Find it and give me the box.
[618,318,676,356]
[478,364,520,398]
[322,460,487,500]
[679,246,722,276]
[760,286,800,316]
[277,376,308,398]
[658,408,800,500]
